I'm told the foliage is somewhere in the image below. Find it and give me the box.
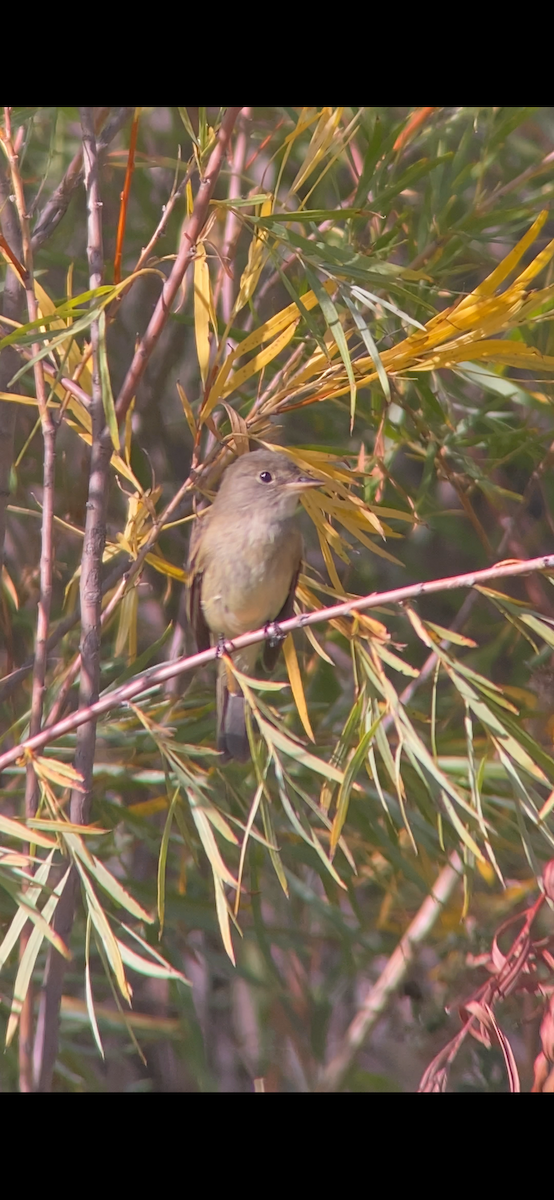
[1,106,554,1091]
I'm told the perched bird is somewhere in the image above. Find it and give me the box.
[187,449,320,761]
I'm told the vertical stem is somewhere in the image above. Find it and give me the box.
[33,107,111,1092]
[218,107,251,322]
[0,162,23,571]
[3,107,56,1093]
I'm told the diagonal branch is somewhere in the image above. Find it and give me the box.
[2,552,554,772]
[318,851,462,1091]
[111,107,242,429]
[31,107,133,252]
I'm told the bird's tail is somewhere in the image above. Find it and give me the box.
[216,662,250,762]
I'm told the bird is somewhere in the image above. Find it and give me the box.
[187,448,320,761]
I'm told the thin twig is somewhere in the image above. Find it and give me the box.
[113,109,140,284]
[111,107,242,430]
[4,109,56,823]
[318,851,462,1091]
[4,105,58,1094]
[2,551,554,771]
[31,108,133,252]
[133,162,196,273]
[33,108,110,1093]
[0,162,24,570]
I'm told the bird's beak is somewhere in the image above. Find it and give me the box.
[284,475,321,493]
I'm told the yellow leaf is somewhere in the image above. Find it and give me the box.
[115,587,138,663]
[0,813,56,849]
[221,320,298,403]
[455,210,548,306]
[177,381,197,439]
[145,551,187,582]
[31,756,85,791]
[194,243,211,387]
[2,564,18,609]
[233,197,273,316]
[290,108,343,194]
[283,634,315,742]
[202,281,334,419]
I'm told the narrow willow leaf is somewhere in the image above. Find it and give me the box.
[92,927,145,1064]
[424,621,477,647]
[194,243,211,387]
[85,915,105,1059]
[367,746,392,818]
[342,290,391,401]
[273,755,345,887]
[304,264,357,428]
[331,718,382,852]
[76,860,130,1003]
[214,874,236,965]
[116,938,191,984]
[0,853,54,972]
[0,813,56,849]
[65,832,153,922]
[257,715,344,782]
[157,786,180,935]
[5,867,70,1047]
[394,741,417,855]
[283,634,314,742]
[235,781,264,916]
[188,794,238,888]
[261,795,289,897]
[375,644,419,677]
[350,284,427,331]
[177,381,197,438]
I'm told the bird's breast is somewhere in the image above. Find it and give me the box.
[199,514,301,639]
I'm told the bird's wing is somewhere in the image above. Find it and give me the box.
[187,514,212,653]
[262,560,301,672]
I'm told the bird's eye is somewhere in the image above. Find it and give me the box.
[259,471,273,483]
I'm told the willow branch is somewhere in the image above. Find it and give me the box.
[33,107,110,1094]
[2,552,554,773]
[318,851,462,1092]
[3,105,59,1095]
[0,161,24,569]
[30,107,133,252]
[4,109,56,824]
[111,107,242,429]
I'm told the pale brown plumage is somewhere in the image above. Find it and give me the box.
[187,449,319,761]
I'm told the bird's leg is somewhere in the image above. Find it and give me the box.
[215,634,233,658]
[264,620,286,649]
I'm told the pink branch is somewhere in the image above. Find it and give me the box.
[112,107,242,429]
[3,109,56,822]
[2,552,554,773]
